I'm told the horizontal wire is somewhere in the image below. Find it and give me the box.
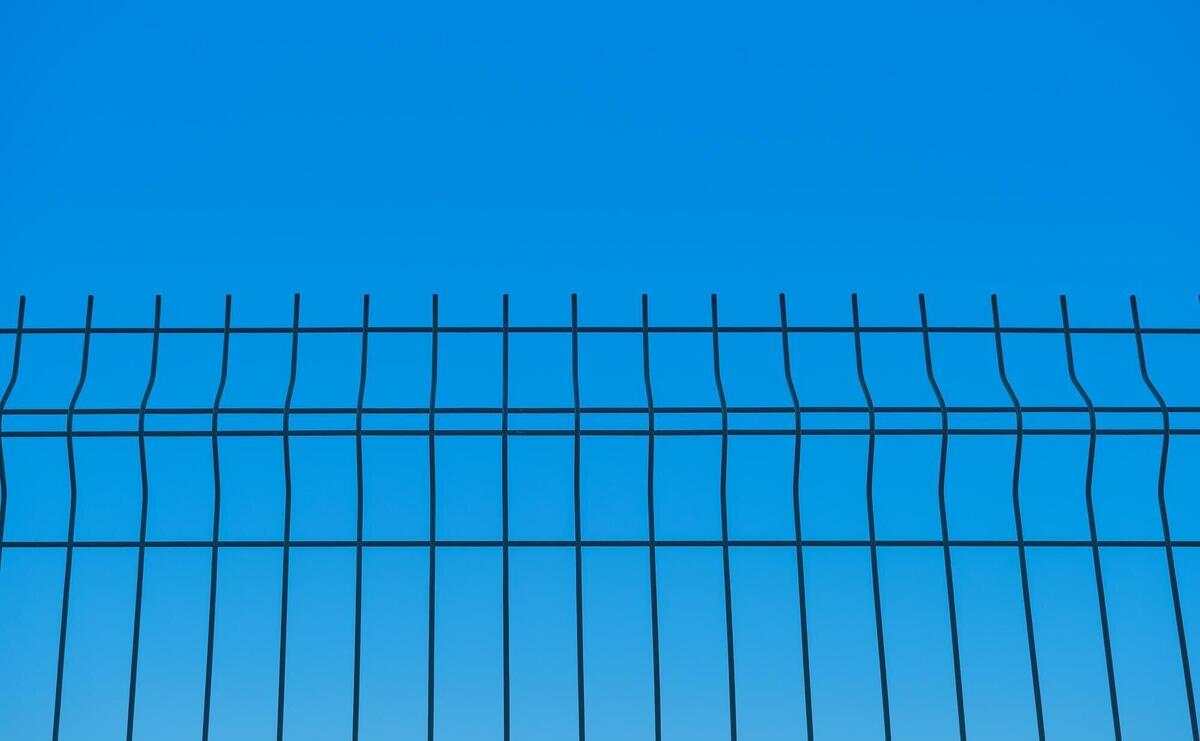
[1,538,1196,548]
[3,427,1200,438]
[2,325,1200,336]
[4,404,1199,416]
[12,296,1197,741]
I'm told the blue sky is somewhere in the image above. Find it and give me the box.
[2,1,1200,740]
[1,0,1197,312]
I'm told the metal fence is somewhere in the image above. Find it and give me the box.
[1,293,1198,741]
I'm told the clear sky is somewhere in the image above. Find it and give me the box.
[2,2,1200,741]
[1,0,1197,313]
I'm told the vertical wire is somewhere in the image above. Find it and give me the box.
[709,295,739,741]
[275,294,301,741]
[502,294,511,741]
[426,295,439,741]
[778,294,814,741]
[0,296,27,575]
[201,296,232,741]
[850,294,892,741]
[918,294,967,741]
[351,295,370,741]
[854,293,892,738]
[1130,295,1199,741]
[991,295,1047,741]
[1059,295,1122,740]
[640,294,664,741]
[571,294,587,741]
[125,295,163,741]
[51,295,94,741]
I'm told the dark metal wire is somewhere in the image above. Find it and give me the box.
[919,294,967,741]
[51,295,94,741]
[1130,295,1199,741]
[710,295,740,741]
[992,295,1047,741]
[641,294,664,741]
[851,294,893,741]
[4,536,1200,549]
[9,428,1200,439]
[4,323,1198,336]
[201,296,232,741]
[1060,295,1122,740]
[571,294,587,741]
[426,295,439,741]
[502,295,512,741]
[6,403,1197,416]
[0,296,26,575]
[351,295,370,741]
[275,295,301,741]
[778,294,815,741]
[4,294,1199,741]
[125,296,162,741]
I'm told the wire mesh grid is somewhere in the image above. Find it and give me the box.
[1,292,1199,741]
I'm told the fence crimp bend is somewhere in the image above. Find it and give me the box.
[1,293,1199,741]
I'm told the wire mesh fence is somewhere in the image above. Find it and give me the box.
[2,293,1200,740]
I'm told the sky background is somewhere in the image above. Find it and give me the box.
[2,1,1200,740]
[1,0,1198,312]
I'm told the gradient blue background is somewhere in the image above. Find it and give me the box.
[2,0,1200,739]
